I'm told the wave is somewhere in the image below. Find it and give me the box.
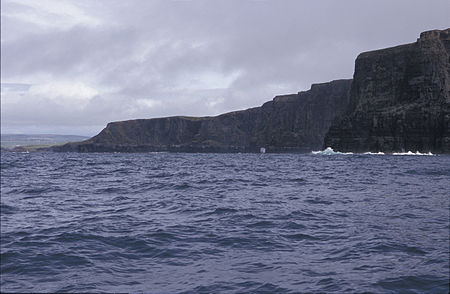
[313,148,434,156]
[312,147,353,155]
[393,151,434,156]
[2,151,448,293]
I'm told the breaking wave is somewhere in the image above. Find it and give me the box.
[312,147,353,155]
[393,151,434,156]
[313,148,434,156]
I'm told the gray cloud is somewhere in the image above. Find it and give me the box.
[2,0,449,135]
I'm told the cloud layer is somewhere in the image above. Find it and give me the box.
[2,0,449,135]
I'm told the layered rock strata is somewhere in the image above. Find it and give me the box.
[53,29,450,153]
[54,80,352,152]
[324,29,450,153]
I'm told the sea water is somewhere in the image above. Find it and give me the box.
[1,152,449,293]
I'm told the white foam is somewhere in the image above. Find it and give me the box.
[312,147,435,156]
[363,152,385,155]
[311,147,353,155]
[392,151,434,156]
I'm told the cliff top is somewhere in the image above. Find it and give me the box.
[357,28,449,59]
[418,28,449,41]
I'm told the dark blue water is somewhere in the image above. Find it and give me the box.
[1,152,449,293]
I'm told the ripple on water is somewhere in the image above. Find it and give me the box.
[374,275,449,293]
[1,152,449,293]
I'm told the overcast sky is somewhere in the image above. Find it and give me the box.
[1,0,449,135]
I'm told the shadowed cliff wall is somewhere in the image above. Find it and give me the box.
[325,29,450,153]
[54,79,352,152]
[52,29,450,153]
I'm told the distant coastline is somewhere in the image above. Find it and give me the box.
[1,134,89,152]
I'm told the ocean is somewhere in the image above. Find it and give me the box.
[1,151,449,293]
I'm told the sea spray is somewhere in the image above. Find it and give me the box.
[393,151,434,156]
[312,147,353,155]
[312,148,434,156]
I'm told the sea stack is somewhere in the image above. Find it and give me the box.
[324,29,450,153]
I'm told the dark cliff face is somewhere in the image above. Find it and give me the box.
[325,29,450,153]
[54,79,352,152]
[53,29,449,154]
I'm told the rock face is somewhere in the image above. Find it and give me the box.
[53,29,450,153]
[54,80,352,152]
[324,29,450,153]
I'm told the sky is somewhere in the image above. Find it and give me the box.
[1,0,449,136]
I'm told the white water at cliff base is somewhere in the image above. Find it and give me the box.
[312,147,434,156]
[312,147,353,155]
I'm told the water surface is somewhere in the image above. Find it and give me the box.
[1,152,449,293]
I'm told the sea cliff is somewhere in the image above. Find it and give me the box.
[53,29,449,153]
[324,29,450,153]
[53,80,352,152]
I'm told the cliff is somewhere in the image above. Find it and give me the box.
[53,79,352,152]
[53,29,450,154]
[324,29,450,153]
